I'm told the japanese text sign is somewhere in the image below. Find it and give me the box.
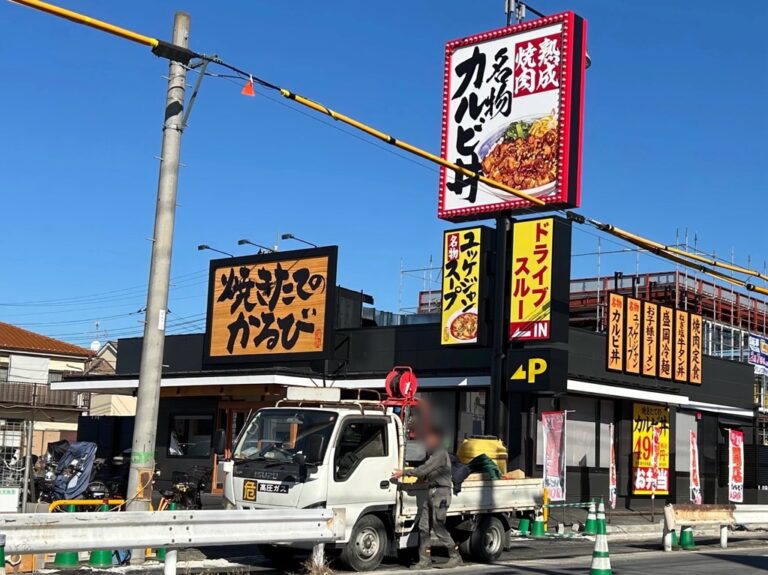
[674,309,689,382]
[204,247,337,363]
[438,12,587,220]
[642,301,658,377]
[728,429,744,503]
[607,293,625,372]
[626,297,641,375]
[748,334,768,376]
[509,217,571,342]
[689,314,703,384]
[441,227,489,345]
[632,403,669,496]
[659,306,674,380]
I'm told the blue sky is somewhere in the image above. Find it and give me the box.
[1,0,766,347]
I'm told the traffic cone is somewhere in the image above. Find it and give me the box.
[531,508,547,538]
[157,502,177,561]
[89,502,113,567]
[680,526,696,550]
[0,533,6,575]
[589,501,612,575]
[584,500,597,536]
[670,529,679,548]
[53,504,79,567]
[517,516,531,535]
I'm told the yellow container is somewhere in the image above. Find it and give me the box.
[457,436,508,474]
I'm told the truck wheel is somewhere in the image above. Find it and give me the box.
[468,516,505,563]
[340,514,387,572]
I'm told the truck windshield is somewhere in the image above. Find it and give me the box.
[233,409,337,464]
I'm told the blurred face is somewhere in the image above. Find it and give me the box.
[425,430,441,451]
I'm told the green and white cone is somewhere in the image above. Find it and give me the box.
[531,508,547,538]
[590,501,612,575]
[584,500,597,536]
[680,526,696,550]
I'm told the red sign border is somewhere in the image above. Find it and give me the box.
[438,11,587,221]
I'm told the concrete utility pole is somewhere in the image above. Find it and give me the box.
[125,11,189,534]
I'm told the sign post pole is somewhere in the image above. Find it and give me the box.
[487,216,511,446]
[125,12,189,559]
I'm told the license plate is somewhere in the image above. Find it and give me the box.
[242,480,257,501]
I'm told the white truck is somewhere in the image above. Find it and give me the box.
[220,389,543,571]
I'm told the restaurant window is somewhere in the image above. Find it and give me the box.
[537,396,597,467]
[457,390,486,443]
[676,412,697,472]
[598,400,614,468]
[168,414,213,457]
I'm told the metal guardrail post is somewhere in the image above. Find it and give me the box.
[164,549,177,575]
[720,525,728,549]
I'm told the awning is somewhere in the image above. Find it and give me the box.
[567,379,754,418]
[52,373,490,394]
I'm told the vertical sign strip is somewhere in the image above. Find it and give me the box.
[625,297,641,375]
[690,430,702,504]
[606,293,625,372]
[658,306,674,380]
[689,314,703,384]
[509,218,554,341]
[541,411,567,502]
[642,301,658,377]
[609,423,617,510]
[674,309,690,382]
[441,227,485,345]
[728,429,744,503]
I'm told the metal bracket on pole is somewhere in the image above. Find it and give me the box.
[182,57,212,129]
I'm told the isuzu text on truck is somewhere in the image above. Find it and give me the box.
[220,385,543,571]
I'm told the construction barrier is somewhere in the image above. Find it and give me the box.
[662,504,768,551]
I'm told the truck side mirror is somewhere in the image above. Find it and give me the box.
[213,429,226,457]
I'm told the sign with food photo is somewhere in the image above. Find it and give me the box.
[438,12,587,221]
[204,247,337,363]
[440,226,491,345]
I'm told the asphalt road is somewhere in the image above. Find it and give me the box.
[189,534,768,575]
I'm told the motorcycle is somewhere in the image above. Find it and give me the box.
[157,466,211,510]
[38,441,103,503]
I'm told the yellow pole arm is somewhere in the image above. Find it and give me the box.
[601,223,768,297]
[11,0,159,47]
[280,89,547,208]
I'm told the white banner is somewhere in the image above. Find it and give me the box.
[728,429,744,503]
[541,411,566,501]
[689,430,702,505]
[609,423,617,510]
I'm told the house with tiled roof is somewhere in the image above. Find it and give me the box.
[0,322,93,493]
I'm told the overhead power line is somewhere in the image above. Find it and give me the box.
[10,0,768,304]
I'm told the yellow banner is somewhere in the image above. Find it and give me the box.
[441,228,483,345]
[659,306,674,380]
[626,297,641,374]
[642,301,658,377]
[607,293,625,371]
[509,218,554,341]
[632,403,669,495]
[690,313,703,384]
[674,309,689,382]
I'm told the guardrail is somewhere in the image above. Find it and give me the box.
[663,503,768,551]
[0,508,345,574]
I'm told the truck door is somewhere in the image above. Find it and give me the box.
[326,417,396,523]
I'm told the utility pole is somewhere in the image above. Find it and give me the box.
[125,10,189,542]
